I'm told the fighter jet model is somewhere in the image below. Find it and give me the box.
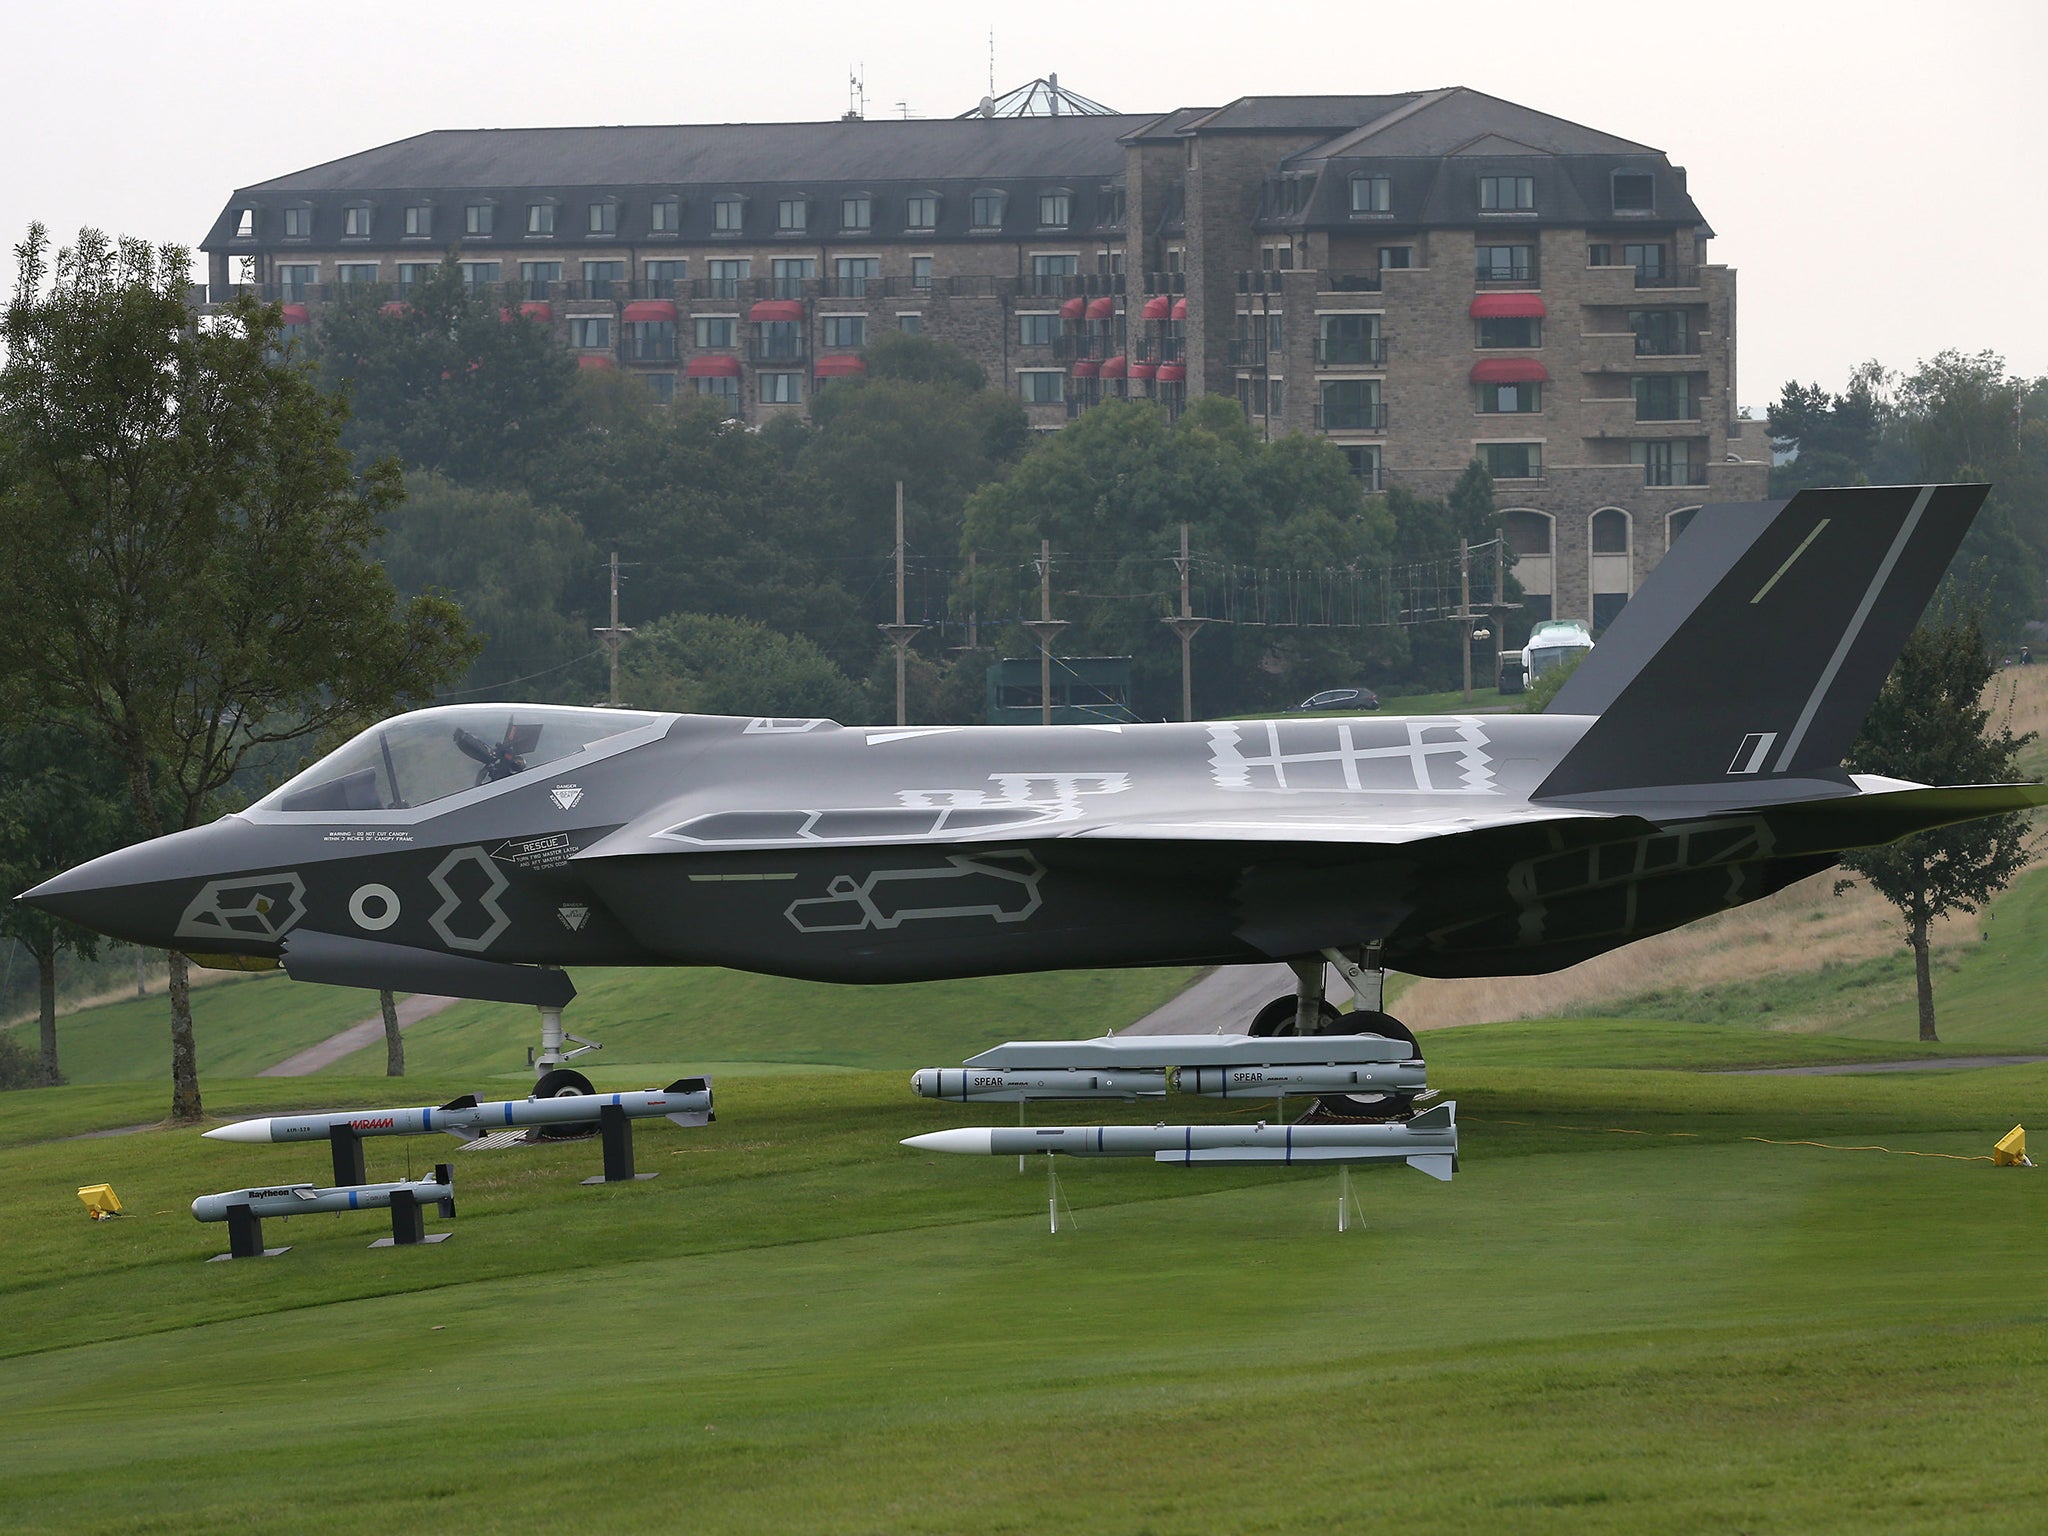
[24,485,2045,1092]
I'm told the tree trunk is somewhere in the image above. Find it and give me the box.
[36,943,61,1087]
[381,989,405,1076]
[167,951,202,1121]
[1911,914,1939,1042]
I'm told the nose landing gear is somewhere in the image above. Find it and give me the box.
[1247,945,1425,1121]
[529,1003,604,1134]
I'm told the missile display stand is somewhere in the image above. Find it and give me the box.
[215,1205,291,1261]
[199,1167,457,1261]
[580,1103,658,1185]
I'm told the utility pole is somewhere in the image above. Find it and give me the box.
[1493,528,1506,690]
[1159,522,1217,722]
[877,481,924,726]
[1460,537,1473,705]
[593,550,635,707]
[1021,539,1069,726]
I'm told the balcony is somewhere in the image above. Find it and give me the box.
[748,335,809,364]
[1634,331,1702,356]
[1144,270,1187,295]
[1054,333,1114,362]
[1236,269,1299,295]
[819,276,877,299]
[1314,402,1390,432]
[1634,400,1705,423]
[1641,459,1710,487]
[629,277,687,301]
[622,333,679,363]
[1316,337,1389,367]
[1228,338,1279,367]
[1634,263,1700,289]
[1474,258,1540,288]
[1317,269,1384,294]
[1137,335,1186,364]
[693,277,758,301]
[562,279,626,302]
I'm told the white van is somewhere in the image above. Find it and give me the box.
[1521,619,1595,681]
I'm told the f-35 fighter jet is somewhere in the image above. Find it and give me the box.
[25,485,2044,1079]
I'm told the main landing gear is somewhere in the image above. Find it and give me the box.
[1247,945,1426,1122]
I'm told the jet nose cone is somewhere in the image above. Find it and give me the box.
[19,858,130,928]
[15,820,277,952]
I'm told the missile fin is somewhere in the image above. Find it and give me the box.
[438,1094,481,1111]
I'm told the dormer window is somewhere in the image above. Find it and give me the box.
[970,190,1005,230]
[527,201,556,235]
[343,204,373,238]
[1349,174,1391,214]
[234,208,255,239]
[404,203,432,238]
[283,205,312,239]
[1479,175,1535,211]
[651,196,680,233]
[840,193,872,231]
[1612,172,1656,213]
[588,199,618,235]
[1099,184,1126,226]
[465,202,494,236]
[1038,190,1071,229]
[777,197,809,232]
[713,195,745,232]
[905,193,938,230]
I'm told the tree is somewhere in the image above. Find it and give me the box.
[379,990,404,1076]
[0,725,134,1085]
[1835,589,2034,1041]
[619,611,870,721]
[0,226,476,1120]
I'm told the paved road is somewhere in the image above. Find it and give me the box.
[259,994,461,1077]
[1723,1054,2048,1077]
[1123,964,1349,1036]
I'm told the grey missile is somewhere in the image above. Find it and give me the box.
[1175,1063,1428,1098]
[902,1102,1458,1178]
[910,1067,1169,1102]
[192,1167,455,1223]
[202,1079,713,1145]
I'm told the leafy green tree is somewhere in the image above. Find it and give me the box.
[1835,589,2034,1041]
[0,726,134,1085]
[620,612,869,721]
[0,225,476,1120]
[1768,365,1888,494]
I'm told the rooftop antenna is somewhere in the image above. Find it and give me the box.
[845,65,865,121]
[989,30,995,97]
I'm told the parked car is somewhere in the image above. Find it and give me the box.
[1287,686,1380,712]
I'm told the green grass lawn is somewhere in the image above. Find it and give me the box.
[5,1035,2048,1533]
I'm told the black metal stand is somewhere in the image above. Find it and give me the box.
[581,1103,658,1184]
[328,1125,366,1186]
[369,1181,453,1247]
[207,1202,290,1261]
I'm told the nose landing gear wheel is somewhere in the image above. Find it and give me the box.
[531,1067,598,1141]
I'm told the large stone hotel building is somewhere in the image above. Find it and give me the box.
[202,82,1771,627]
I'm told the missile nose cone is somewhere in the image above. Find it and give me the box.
[901,1128,995,1155]
[202,1119,273,1143]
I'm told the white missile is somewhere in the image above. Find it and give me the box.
[192,1167,455,1223]
[902,1102,1458,1178]
[910,1067,1169,1102]
[202,1079,713,1145]
[1175,1062,1428,1098]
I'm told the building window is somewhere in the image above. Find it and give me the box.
[396,263,433,287]
[234,208,255,238]
[582,261,625,299]
[282,206,311,239]
[1342,445,1382,491]
[527,203,555,235]
[1633,375,1695,421]
[1378,246,1412,271]
[1018,371,1064,404]
[713,196,745,233]
[1317,378,1379,430]
[404,204,431,238]
[911,256,933,290]
[1349,174,1391,213]
[971,191,1004,229]
[277,264,319,300]
[1260,244,1295,271]
[1476,245,1535,283]
[1241,312,1284,356]
[695,374,740,410]
[772,257,816,298]
[755,320,803,360]
[706,258,749,297]
[1477,382,1542,413]
[1039,191,1071,228]
[1031,253,1078,296]
[1100,186,1126,225]
[833,257,878,296]
[777,198,808,232]
[337,263,379,284]
[898,313,922,334]
[1630,309,1692,355]
[651,196,680,233]
[1624,243,1667,281]
[626,321,676,361]
[589,201,618,235]
[759,372,803,405]
[1479,175,1535,211]
[644,259,687,293]
[822,315,866,349]
[905,194,938,230]
[465,203,494,236]
[1317,313,1377,365]
[1482,442,1543,479]
[1476,315,1540,349]
[569,316,612,349]
[696,316,737,349]
[1018,313,1059,348]
[520,261,561,299]
[1667,506,1701,546]
[459,261,500,287]
[1612,172,1656,213]
[1591,508,1633,631]
[343,205,372,237]
[648,374,676,405]
[840,194,872,231]
[1243,376,1285,419]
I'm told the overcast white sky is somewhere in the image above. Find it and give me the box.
[6,0,2040,408]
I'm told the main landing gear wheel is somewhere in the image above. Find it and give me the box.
[1313,1010,1424,1122]
[531,1067,598,1141]
[1249,995,1341,1037]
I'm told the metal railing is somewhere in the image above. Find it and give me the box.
[1642,461,1709,487]
[1144,271,1187,295]
[1053,334,1115,361]
[1314,402,1390,432]
[819,276,878,298]
[622,333,679,362]
[1137,335,1185,363]
[1634,263,1700,289]
[1316,337,1389,366]
[1227,338,1278,366]
[748,336,809,363]
[1474,258,1539,287]
[1633,332,1701,356]
[1318,269,1384,294]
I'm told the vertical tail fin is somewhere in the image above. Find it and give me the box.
[1536,484,1988,800]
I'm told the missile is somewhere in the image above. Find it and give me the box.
[192,1167,456,1223]
[902,1102,1458,1178]
[202,1079,713,1145]
[1175,1062,1428,1098]
[910,1067,1169,1102]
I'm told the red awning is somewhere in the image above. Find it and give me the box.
[280,302,310,326]
[1059,296,1086,320]
[577,355,616,371]
[1099,354,1128,379]
[815,355,867,377]
[1470,358,1550,384]
[1170,297,1188,320]
[749,299,804,323]
[520,300,552,322]
[1129,361,1158,381]
[1155,363,1187,383]
[1085,296,1115,320]
[623,299,677,322]
[379,301,411,317]
[685,354,742,377]
[1070,360,1101,378]
[1469,293,1548,319]
[1141,295,1171,320]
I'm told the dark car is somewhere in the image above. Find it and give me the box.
[1287,687,1380,713]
